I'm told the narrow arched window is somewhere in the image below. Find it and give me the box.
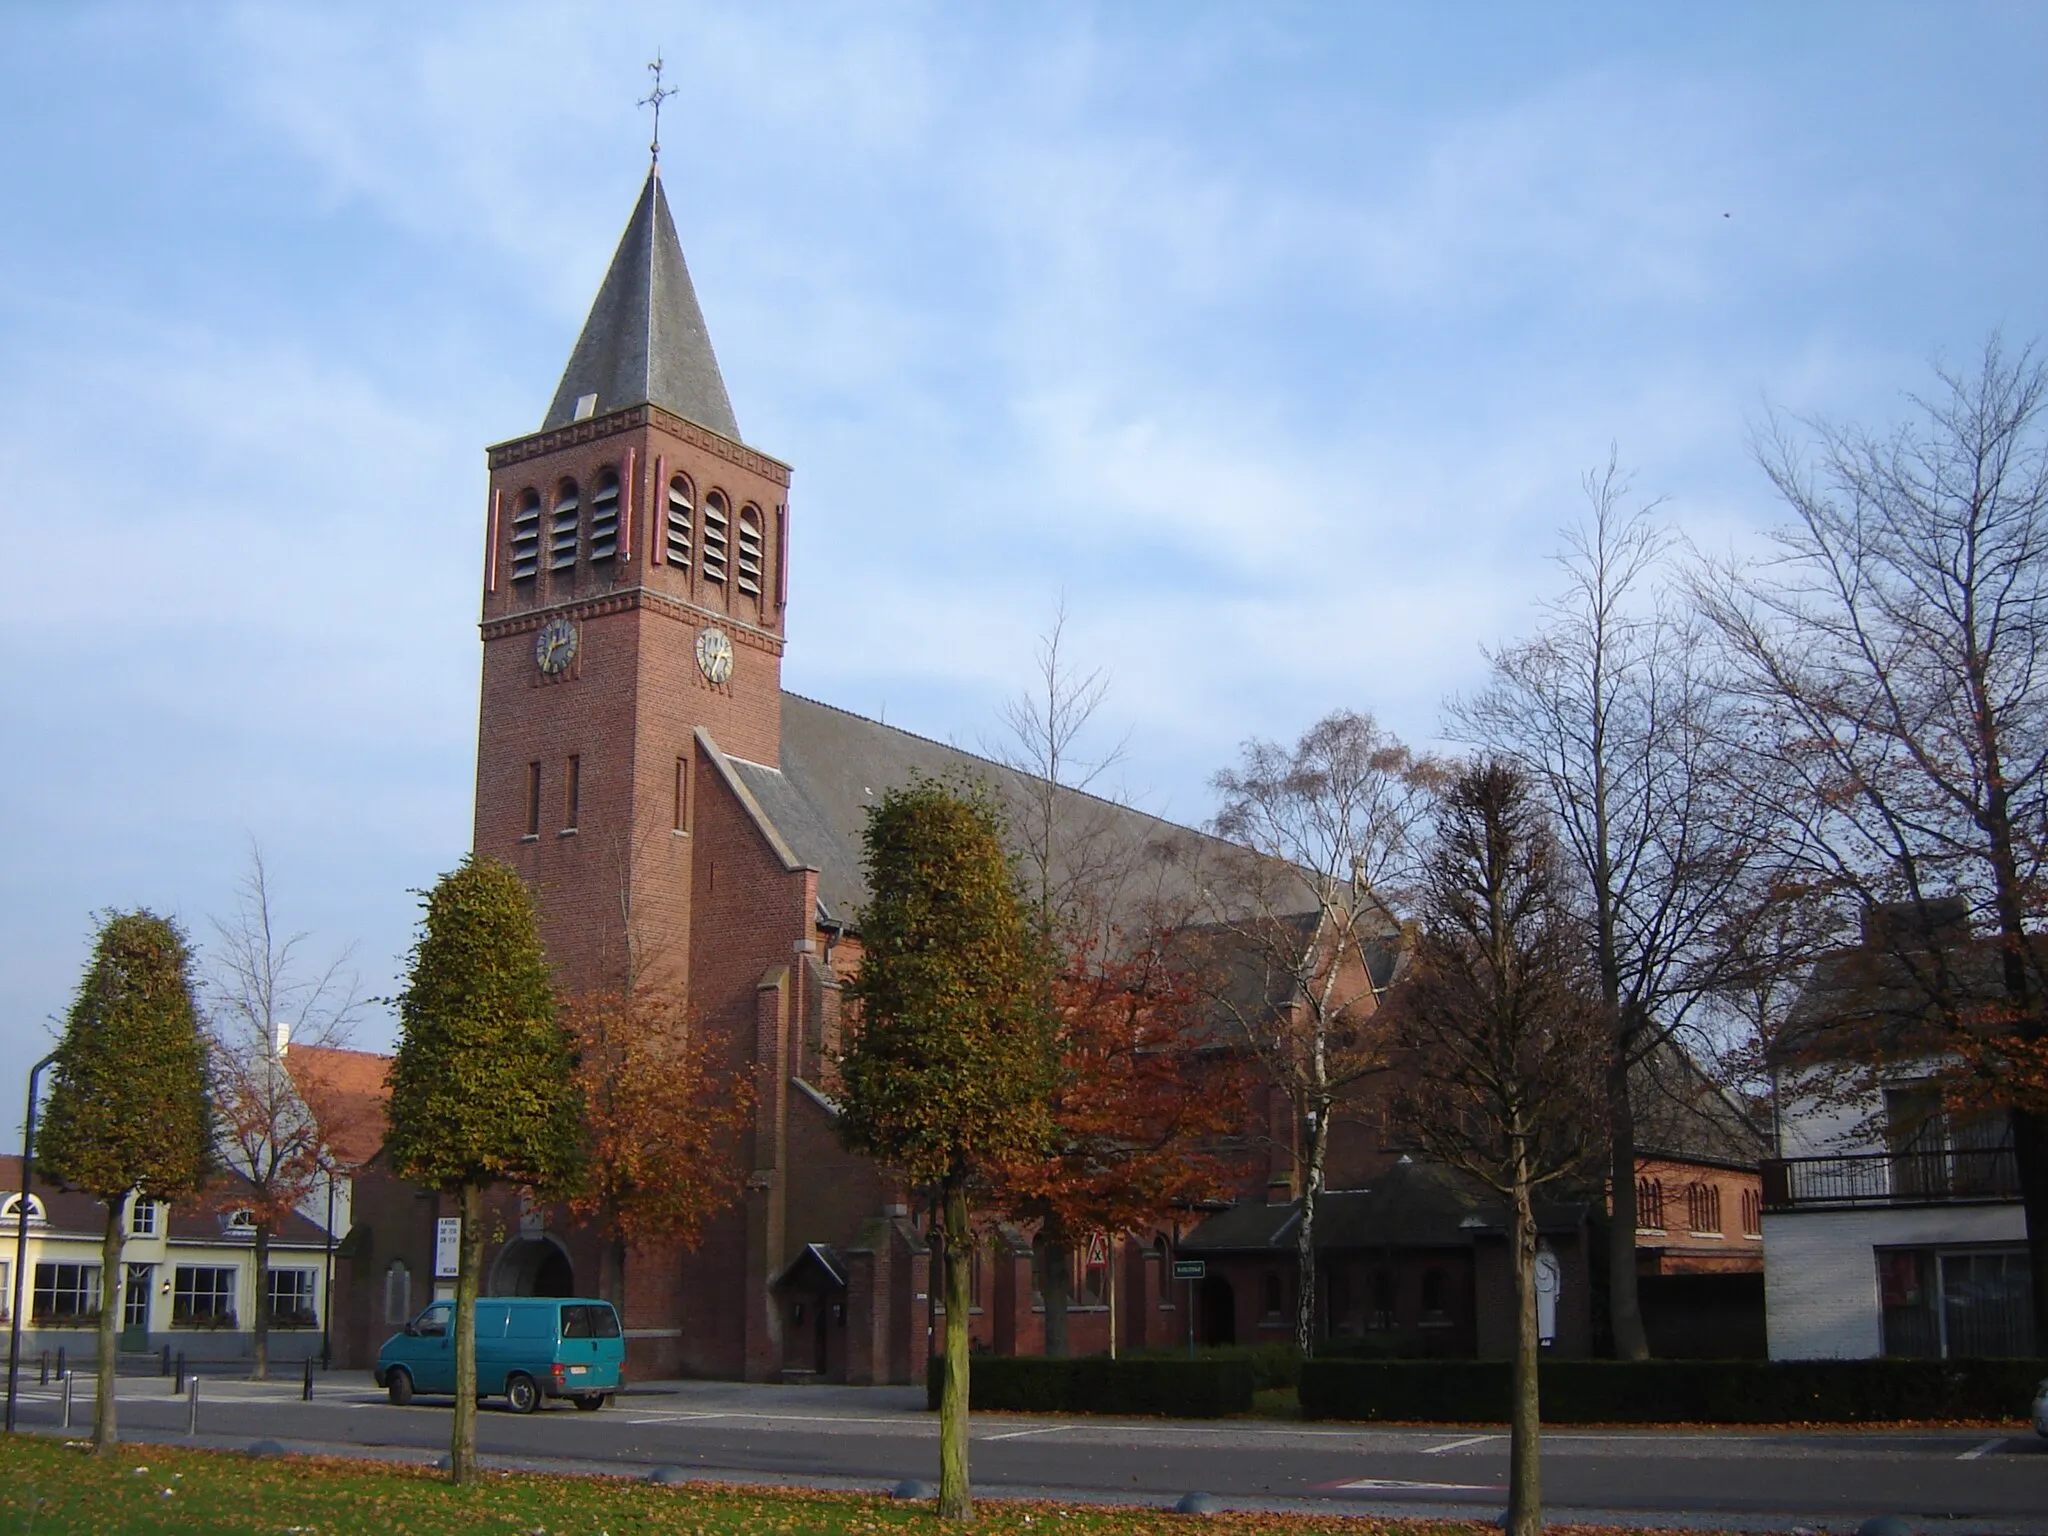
[1740,1187,1762,1237]
[701,491,729,583]
[384,1261,411,1324]
[588,469,620,561]
[1155,1237,1172,1302]
[1686,1181,1721,1234]
[1421,1267,1448,1321]
[665,475,694,570]
[737,505,764,597]
[509,489,541,582]
[1261,1272,1283,1320]
[1636,1177,1665,1231]
[549,481,581,571]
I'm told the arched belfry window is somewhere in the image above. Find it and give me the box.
[588,470,620,562]
[737,506,764,598]
[549,481,581,572]
[509,489,541,582]
[701,491,730,583]
[665,476,694,571]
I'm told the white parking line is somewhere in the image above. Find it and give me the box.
[1959,1437,2006,1460]
[982,1425,1068,1442]
[1422,1434,1498,1455]
[1336,1477,1500,1492]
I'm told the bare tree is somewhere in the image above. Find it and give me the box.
[1451,455,1769,1359]
[1693,337,2048,1341]
[206,848,361,1379]
[1389,761,1608,1536]
[1204,709,1440,1351]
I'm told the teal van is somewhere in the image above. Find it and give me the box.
[375,1298,625,1413]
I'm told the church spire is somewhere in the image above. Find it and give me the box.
[541,167,741,441]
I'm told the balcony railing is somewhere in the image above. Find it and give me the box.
[1761,1147,2020,1211]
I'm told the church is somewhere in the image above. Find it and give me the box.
[308,159,1765,1384]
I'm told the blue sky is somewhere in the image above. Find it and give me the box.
[2,3,2044,1105]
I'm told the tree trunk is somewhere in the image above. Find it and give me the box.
[938,1177,974,1520]
[1041,1226,1071,1358]
[449,1182,483,1485]
[1295,1110,1328,1355]
[2013,1109,2048,1351]
[1507,1162,1543,1536]
[1605,1050,1648,1359]
[92,1193,126,1453]
[252,1224,271,1381]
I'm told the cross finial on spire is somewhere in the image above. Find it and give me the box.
[639,55,678,168]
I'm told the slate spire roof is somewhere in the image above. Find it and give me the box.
[542,168,741,441]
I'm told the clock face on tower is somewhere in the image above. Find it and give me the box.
[534,616,578,676]
[696,626,734,685]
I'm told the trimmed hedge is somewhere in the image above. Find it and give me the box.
[925,1355,1255,1418]
[1298,1357,2048,1425]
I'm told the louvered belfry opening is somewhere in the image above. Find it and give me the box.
[737,506,763,597]
[666,475,694,571]
[702,491,729,583]
[589,470,621,561]
[510,489,541,582]
[550,481,582,571]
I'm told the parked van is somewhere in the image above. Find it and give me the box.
[375,1297,625,1413]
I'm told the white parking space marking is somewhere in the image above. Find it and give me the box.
[982,1425,1068,1442]
[1959,1437,2006,1460]
[1336,1477,1501,1492]
[1422,1434,1498,1454]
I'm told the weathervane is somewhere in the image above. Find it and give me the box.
[639,55,677,166]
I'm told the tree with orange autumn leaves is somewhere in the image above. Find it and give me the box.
[996,926,1252,1356]
[558,986,754,1307]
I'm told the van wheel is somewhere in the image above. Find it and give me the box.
[505,1373,540,1415]
[386,1368,414,1406]
[573,1393,606,1411]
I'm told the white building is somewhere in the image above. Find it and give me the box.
[1762,901,2032,1360]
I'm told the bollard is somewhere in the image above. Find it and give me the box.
[161,1344,171,1377]
[59,1372,71,1430]
[302,1355,313,1402]
[55,1347,65,1381]
[38,1352,47,1387]
[173,1352,184,1395]
[186,1373,198,1436]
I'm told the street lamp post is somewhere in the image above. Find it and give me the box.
[6,1051,61,1433]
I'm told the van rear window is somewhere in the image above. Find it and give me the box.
[589,1304,621,1339]
[560,1303,621,1339]
[561,1304,591,1338]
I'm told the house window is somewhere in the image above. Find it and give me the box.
[1740,1187,1762,1238]
[130,1199,157,1237]
[1685,1182,1722,1236]
[1421,1267,1450,1325]
[172,1266,238,1327]
[1880,1245,2035,1358]
[0,1194,45,1225]
[525,761,542,838]
[701,492,729,583]
[510,489,542,581]
[549,481,581,571]
[588,470,620,561]
[737,506,764,597]
[225,1208,257,1234]
[563,754,581,831]
[266,1268,318,1329]
[1371,1269,1396,1330]
[1261,1272,1284,1323]
[665,476,694,570]
[33,1262,100,1325]
[1636,1177,1666,1232]
[124,1264,151,1330]
[384,1262,411,1325]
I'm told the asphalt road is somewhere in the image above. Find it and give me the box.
[12,1374,2048,1532]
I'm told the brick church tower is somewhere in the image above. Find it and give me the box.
[474,166,791,996]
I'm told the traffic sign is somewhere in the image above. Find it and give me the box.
[1171,1259,1205,1281]
[1086,1232,1109,1268]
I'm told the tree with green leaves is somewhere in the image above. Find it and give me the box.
[385,857,581,1485]
[39,910,212,1455]
[837,780,1059,1520]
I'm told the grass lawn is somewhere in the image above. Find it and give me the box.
[0,1433,1686,1536]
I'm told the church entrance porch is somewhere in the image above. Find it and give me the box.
[772,1244,848,1383]
[490,1236,576,1297]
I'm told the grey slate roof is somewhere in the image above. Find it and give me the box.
[542,170,740,440]
[1629,1039,1769,1171]
[728,692,1236,930]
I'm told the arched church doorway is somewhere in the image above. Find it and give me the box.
[1199,1274,1236,1346]
[489,1236,575,1297]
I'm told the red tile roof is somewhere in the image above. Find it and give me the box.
[282,1044,392,1170]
